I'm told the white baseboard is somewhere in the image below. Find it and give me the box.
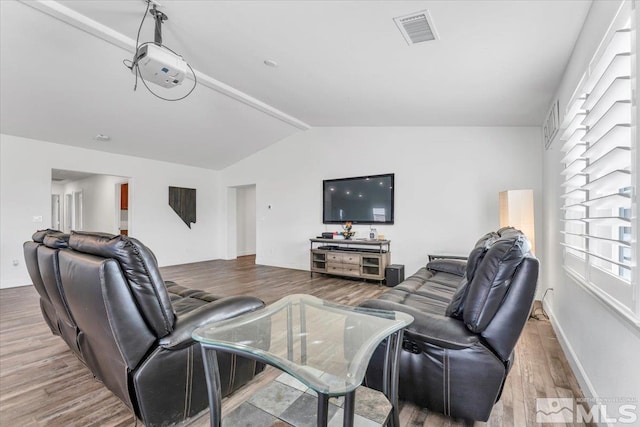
[236,250,256,257]
[0,281,31,289]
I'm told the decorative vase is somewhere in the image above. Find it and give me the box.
[342,222,354,240]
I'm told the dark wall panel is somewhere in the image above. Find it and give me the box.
[168,187,196,228]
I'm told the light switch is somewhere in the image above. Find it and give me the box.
[32,215,43,222]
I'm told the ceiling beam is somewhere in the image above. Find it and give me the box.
[19,0,311,131]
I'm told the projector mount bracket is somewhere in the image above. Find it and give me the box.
[149,6,168,46]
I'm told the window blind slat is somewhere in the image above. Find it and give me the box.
[561,128,588,152]
[561,174,588,188]
[583,147,630,173]
[561,144,587,164]
[561,203,587,212]
[560,113,587,141]
[582,77,631,126]
[561,231,631,247]
[582,124,631,159]
[581,101,631,143]
[560,243,631,269]
[562,158,588,176]
[582,28,631,93]
[582,216,631,227]
[562,96,588,129]
[561,189,588,199]
[582,192,631,209]
[582,53,631,110]
[582,169,631,194]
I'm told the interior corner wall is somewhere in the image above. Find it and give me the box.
[0,134,221,289]
[221,126,543,281]
[542,0,640,416]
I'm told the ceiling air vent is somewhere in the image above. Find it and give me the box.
[393,10,439,45]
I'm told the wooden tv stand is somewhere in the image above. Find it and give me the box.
[309,238,390,282]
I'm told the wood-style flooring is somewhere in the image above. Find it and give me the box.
[0,256,587,426]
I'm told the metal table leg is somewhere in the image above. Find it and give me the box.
[201,346,222,427]
[287,304,293,361]
[387,329,404,427]
[343,390,356,427]
[317,393,330,427]
[382,335,392,397]
[300,302,307,365]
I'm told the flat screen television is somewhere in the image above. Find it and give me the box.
[323,173,394,224]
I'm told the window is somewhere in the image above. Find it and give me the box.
[559,3,636,319]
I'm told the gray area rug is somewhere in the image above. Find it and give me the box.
[223,373,391,427]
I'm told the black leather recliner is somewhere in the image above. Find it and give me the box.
[24,230,266,426]
[24,229,63,337]
[360,227,539,421]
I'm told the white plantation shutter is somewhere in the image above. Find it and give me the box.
[559,13,634,310]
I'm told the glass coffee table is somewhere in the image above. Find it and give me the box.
[192,294,413,427]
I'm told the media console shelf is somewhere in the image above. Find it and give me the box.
[309,238,391,283]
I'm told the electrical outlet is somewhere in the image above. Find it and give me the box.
[12,259,19,266]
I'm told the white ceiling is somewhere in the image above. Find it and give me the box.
[51,169,100,183]
[0,0,592,170]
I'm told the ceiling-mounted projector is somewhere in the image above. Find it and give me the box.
[133,43,187,88]
[125,2,196,100]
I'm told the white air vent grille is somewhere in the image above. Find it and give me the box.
[394,10,438,45]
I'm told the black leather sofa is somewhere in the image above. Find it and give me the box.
[360,227,539,422]
[24,229,266,426]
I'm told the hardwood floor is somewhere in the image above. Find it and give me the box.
[0,256,587,426]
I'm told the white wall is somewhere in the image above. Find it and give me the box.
[51,182,64,196]
[221,126,543,278]
[0,134,220,288]
[236,185,257,256]
[542,0,640,420]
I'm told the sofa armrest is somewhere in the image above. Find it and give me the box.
[158,296,265,350]
[359,299,479,350]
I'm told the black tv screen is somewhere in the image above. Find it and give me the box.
[323,173,394,224]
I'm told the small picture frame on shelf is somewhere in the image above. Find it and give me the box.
[369,228,378,240]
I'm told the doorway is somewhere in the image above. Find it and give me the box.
[51,169,131,234]
[118,182,129,235]
[236,185,256,257]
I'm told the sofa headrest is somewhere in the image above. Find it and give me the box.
[463,228,531,333]
[32,229,63,243]
[43,233,70,249]
[497,226,532,248]
[465,231,499,282]
[68,231,175,337]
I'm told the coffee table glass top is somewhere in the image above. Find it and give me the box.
[192,294,413,395]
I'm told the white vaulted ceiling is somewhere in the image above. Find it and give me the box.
[0,0,592,169]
